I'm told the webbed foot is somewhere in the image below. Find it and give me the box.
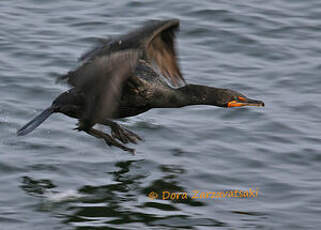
[86,128,136,154]
[103,120,143,144]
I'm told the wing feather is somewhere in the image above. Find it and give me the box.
[73,50,139,130]
[59,19,185,88]
[143,19,185,87]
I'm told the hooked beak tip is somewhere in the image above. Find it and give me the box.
[252,100,265,107]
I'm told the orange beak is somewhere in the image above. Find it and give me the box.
[227,97,265,108]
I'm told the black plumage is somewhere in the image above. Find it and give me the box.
[18,19,264,153]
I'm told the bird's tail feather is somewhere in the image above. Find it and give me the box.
[17,107,55,136]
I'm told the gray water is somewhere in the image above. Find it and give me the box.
[1,0,321,229]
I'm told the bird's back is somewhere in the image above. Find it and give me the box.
[117,59,173,118]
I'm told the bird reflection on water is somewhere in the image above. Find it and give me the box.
[20,160,226,228]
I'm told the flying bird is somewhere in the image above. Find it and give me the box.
[17,19,264,153]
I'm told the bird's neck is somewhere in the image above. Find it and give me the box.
[151,84,225,108]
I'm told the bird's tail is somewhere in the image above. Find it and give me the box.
[17,107,55,136]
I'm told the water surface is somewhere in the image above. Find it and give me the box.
[1,0,321,229]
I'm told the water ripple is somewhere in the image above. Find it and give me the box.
[1,0,321,229]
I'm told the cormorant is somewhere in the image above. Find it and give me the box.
[17,19,264,153]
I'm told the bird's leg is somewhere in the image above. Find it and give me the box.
[102,120,143,144]
[85,128,136,154]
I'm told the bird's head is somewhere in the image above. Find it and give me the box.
[215,89,264,108]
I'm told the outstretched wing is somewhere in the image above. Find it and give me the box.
[59,19,185,88]
[121,19,184,87]
[72,50,139,130]
[141,19,185,88]
[78,38,112,62]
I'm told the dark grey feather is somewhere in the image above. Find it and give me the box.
[78,38,112,62]
[74,50,140,130]
[62,19,185,88]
